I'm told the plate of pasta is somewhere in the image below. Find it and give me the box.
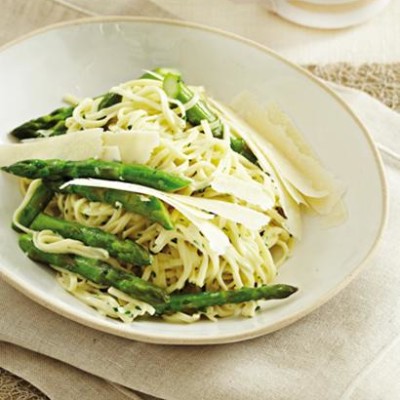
[0,18,386,344]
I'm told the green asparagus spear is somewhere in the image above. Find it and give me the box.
[230,137,258,164]
[142,68,223,137]
[30,212,151,266]
[98,93,122,110]
[148,69,258,163]
[140,67,182,80]
[155,284,298,315]
[10,107,73,140]
[2,159,190,192]
[9,68,257,162]
[13,180,54,231]
[44,181,174,230]
[161,72,224,138]
[19,234,168,305]
[10,92,122,140]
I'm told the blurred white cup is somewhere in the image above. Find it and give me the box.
[266,0,391,29]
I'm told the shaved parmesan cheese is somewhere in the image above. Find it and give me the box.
[173,194,271,230]
[0,129,159,166]
[279,185,302,240]
[61,178,229,255]
[211,173,275,211]
[232,93,317,159]
[319,199,348,229]
[280,179,307,206]
[210,98,303,238]
[102,130,159,164]
[260,142,329,199]
[230,93,345,213]
[178,210,230,256]
[0,129,103,166]
[61,178,272,254]
[101,146,121,162]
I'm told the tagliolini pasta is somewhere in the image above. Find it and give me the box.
[11,70,343,323]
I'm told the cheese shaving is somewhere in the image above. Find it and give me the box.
[61,178,272,254]
[102,130,159,164]
[0,129,159,166]
[0,129,103,167]
[211,173,276,210]
[230,93,345,213]
[209,98,303,238]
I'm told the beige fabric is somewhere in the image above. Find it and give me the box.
[0,343,142,400]
[0,367,48,400]
[308,63,400,112]
[0,0,85,46]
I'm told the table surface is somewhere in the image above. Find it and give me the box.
[1,0,400,63]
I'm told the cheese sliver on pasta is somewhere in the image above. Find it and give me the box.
[211,173,276,211]
[209,98,303,239]
[61,178,272,255]
[229,92,345,215]
[102,130,159,164]
[0,129,103,167]
[0,129,160,166]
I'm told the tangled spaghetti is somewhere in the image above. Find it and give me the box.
[15,76,306,323]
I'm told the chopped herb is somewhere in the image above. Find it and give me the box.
[275,206,287,219]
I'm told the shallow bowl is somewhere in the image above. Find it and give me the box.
[0,18,387,345]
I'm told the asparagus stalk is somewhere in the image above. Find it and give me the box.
[30,212,152,266]
[10,107,73,140]
[97,92,122,110]
[155,284,298,315]
[9,68,257,163]
[2,159,190,192]
[151,69,257,163]
[44,180,174,230]
[140,67,182,80]
[161,72,224,138]
[10,92,122,140]
[13,180,54,231]
[19,234,168,305]
[230,137,258,164]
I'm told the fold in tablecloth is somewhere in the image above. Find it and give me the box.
[1,83,399,400]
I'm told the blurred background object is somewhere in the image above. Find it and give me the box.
[0,0,398,64]
[265,0,391,29]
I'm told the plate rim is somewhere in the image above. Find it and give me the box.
[0,16,388,345]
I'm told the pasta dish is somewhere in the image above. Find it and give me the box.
[0,68,343,323]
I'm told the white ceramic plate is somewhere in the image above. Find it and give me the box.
[270,0,391,29]
[0,18,386,345]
